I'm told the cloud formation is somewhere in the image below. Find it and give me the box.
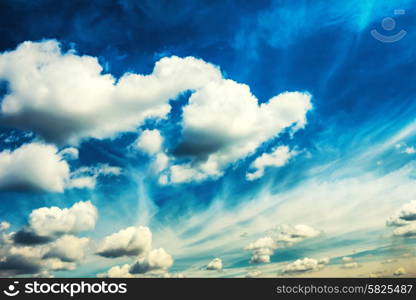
[129,248,173,274]
[0,143,70,192]
[386,200,416,237]
[245,237,276,264]
[14,201,97,244]
[136,129,164,155]
[0,201,96,276]
[169,89,311,183]
[269,224,321,247]
[282,257,328,274]
[0,40,221,145]
[206,258,223,270]
[0,40,311,185]
[96,226,152,258]
[246,146,298,180]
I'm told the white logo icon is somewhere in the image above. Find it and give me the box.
[371,9,407,43]
[3,281,20,297]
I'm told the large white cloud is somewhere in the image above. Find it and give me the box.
[0,40,221,145]
[0,40,312,184]
[386,200,416,226]
[0,211,92,276]
[168,83,312,183]
[14,201,97,243]
[0,142,119,193]
[96,226,152,258]
[0,143,70,192]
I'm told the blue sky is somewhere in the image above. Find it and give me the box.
[0,0,415,278]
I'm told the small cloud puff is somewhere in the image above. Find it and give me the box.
[282,257,329,274]
[206,258,223,271]
[246,146,298,180]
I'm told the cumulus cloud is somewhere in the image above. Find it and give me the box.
[0,216,91,276]
[386,200,416,237]
[269,224,321,247]
[14,201,97,244]
[136,129,164,155]
[246,146,298,180]
[206,258,223,270]
[392,223,416,237]
[282,257,328,274]
[0,40,312,184]
[43,235,89,262]
[245,236,276,264]
[169,86,312,183]
[0,143,70,192]
[0,40,221,145]
[97,264,134,278]
[129,248,173,274]
[96,226,152,258]
[0,142,118,193]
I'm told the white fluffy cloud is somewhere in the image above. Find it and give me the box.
[129,248,173,274]
[386,200,416,237]
[0,142,118,193]
[246,146,297,180]
[136,129,164,155]
[168,85,312,183]
[20,201,97,241]
[387,200,416,226]
[0,40,221,145]
[0,40,312,184]
[0,203,94,276]
[282,257,328,274]
[269,224,321,247]
[0,143,70,192]
[245,236,276,264]
[43,235,90,262]
[97,264,134,278]
[96,226,152,258]
[206,258,223,270]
